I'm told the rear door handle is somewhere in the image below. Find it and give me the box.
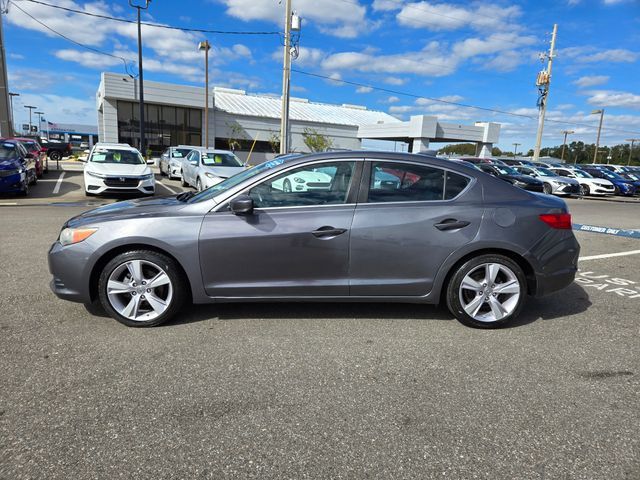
[312,226,347,238]
[434,219,471,231]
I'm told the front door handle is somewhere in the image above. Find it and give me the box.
[434,219,471,231]
[312,226,347,238]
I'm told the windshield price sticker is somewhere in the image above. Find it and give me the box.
[576,271,640,299]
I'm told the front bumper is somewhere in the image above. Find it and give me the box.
[0,172,27,193]
[169,162,182,179]
[553,183,580,196]
[85,174,155,195]
[48,241,93,303]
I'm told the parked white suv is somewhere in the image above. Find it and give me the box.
[83,143,155,196]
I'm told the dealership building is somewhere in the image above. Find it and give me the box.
[96,72,501,160]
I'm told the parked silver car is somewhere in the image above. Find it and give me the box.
[513,166,580,195]
[180,148,245,191]
[49,151,580,329]
[158,146,193,180]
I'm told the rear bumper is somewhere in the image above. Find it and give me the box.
[526,231,580,297]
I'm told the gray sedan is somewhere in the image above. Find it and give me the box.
[49,151,580,329]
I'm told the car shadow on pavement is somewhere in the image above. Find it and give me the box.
[164,282,592,329]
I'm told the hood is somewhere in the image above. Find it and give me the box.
[66,195,188,228]
[0,158,21,170]
[85,162,150,176]
[202,165,245,179]
[545,175,579,185]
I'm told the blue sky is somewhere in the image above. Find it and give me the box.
[4,0,640,151]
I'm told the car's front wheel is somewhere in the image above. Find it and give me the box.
[446,254,526,329]
[49,151,62,161]
[543,183,553,194]
[181,172,188,187]
[580,184,590,196]
[98,250,187,327]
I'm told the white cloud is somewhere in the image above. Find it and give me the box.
[384,76,407,85]
[386,96,400,103]
[573,75,609,88]
[356,86,373,93]
[232,44,252,58]
[560,46,639,64]
[218,0,368,38]
[372,0,402,11]
[55,49,123,69]
[396,1,523,32]
[586,90,640,110]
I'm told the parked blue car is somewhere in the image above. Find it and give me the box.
[0,140,36,196]
[580,166,637,196]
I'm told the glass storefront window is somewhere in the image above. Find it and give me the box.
[117,101,202,154]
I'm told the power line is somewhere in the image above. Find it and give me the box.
[17,0,281,35]
[9,1,137,76]
[291,69,640,136]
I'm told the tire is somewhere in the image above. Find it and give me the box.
[159,162,165,176]
[49,151,62,161]
[181,172,188,187]
[98,250,187,327]
[283,179,292,192]
[30,172,37,185]
[196,178,202,191]
[543,183,553,195]
[18,181,29,197]
[580,184,590,196]
[446,254,526,329]
[84,299,107,317]
[613,185,620,196]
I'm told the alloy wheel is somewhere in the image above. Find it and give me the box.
[106,259,173,322]
[458,262,521,323]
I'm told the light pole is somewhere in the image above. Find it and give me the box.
[279,3,301,154]
[129,0,151,154]
[590,109,604,164]
[512,143,521,157]
[198,40,211,148]
[24,105,36,134]
[34,111,44,135]
[560,130,574,162]
[8,92,19,135]
[626,139,639,166]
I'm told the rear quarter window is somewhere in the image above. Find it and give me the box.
[445,171,470,199]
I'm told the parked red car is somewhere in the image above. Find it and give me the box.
[10,137,48,176]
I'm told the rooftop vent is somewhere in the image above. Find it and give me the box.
[291,97,309,103]
[342,103,367,110]
[213,87,246,95]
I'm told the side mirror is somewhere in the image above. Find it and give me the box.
[230,194,254,215]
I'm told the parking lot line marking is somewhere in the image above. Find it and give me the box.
[579,250,640,262]
[157,181,177,195]
[0,202,18,206]
[52,172,65,194]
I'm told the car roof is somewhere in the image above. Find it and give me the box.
[93,143,139,152]
[188,147,236,154]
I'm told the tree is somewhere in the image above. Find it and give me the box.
[267,131,281,153]
[302,128,333,152]
[225,121,246,151]
[438,143,477,156]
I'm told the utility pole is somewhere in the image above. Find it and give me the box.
[35,111,44,134]
[24,105,36,134]
[198,40,211,148]
[0,9,12,137]
[8,92,19,135]
[560,130,574,162]
[129,0,151,154]
[626,138,639,166]
[591,109,604,164]
[279,0,293,155]
[512,143,521,157]
[533,24,558,162]
[279,3,301,154]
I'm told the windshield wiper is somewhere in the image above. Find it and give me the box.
[176,191,196,202]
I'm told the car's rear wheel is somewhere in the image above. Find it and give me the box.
[446,254,526,329]
[49,151,62,161]
[181,172,188,187]
[98,250,187,327]
[543,183,552,194]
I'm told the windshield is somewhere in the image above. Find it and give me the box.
[571,170,593,179]
[534,167,555,177]
[171,148,192,158]
[187,157,289,203]
[0,144,18,160]
[24,142,40,152]
[492,165,518,175]
[202,152,243,167]
[595,169,624,180]
[90,148,144,165]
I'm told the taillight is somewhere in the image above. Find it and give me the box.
[539,213,572,229]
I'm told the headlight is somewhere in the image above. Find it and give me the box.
[59,227,98,246]
[86,171,105,179]
[204,172,219,179]
[294,177,305,183]
[140,173,154,180]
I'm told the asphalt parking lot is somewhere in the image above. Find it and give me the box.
[1,167,639,479]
